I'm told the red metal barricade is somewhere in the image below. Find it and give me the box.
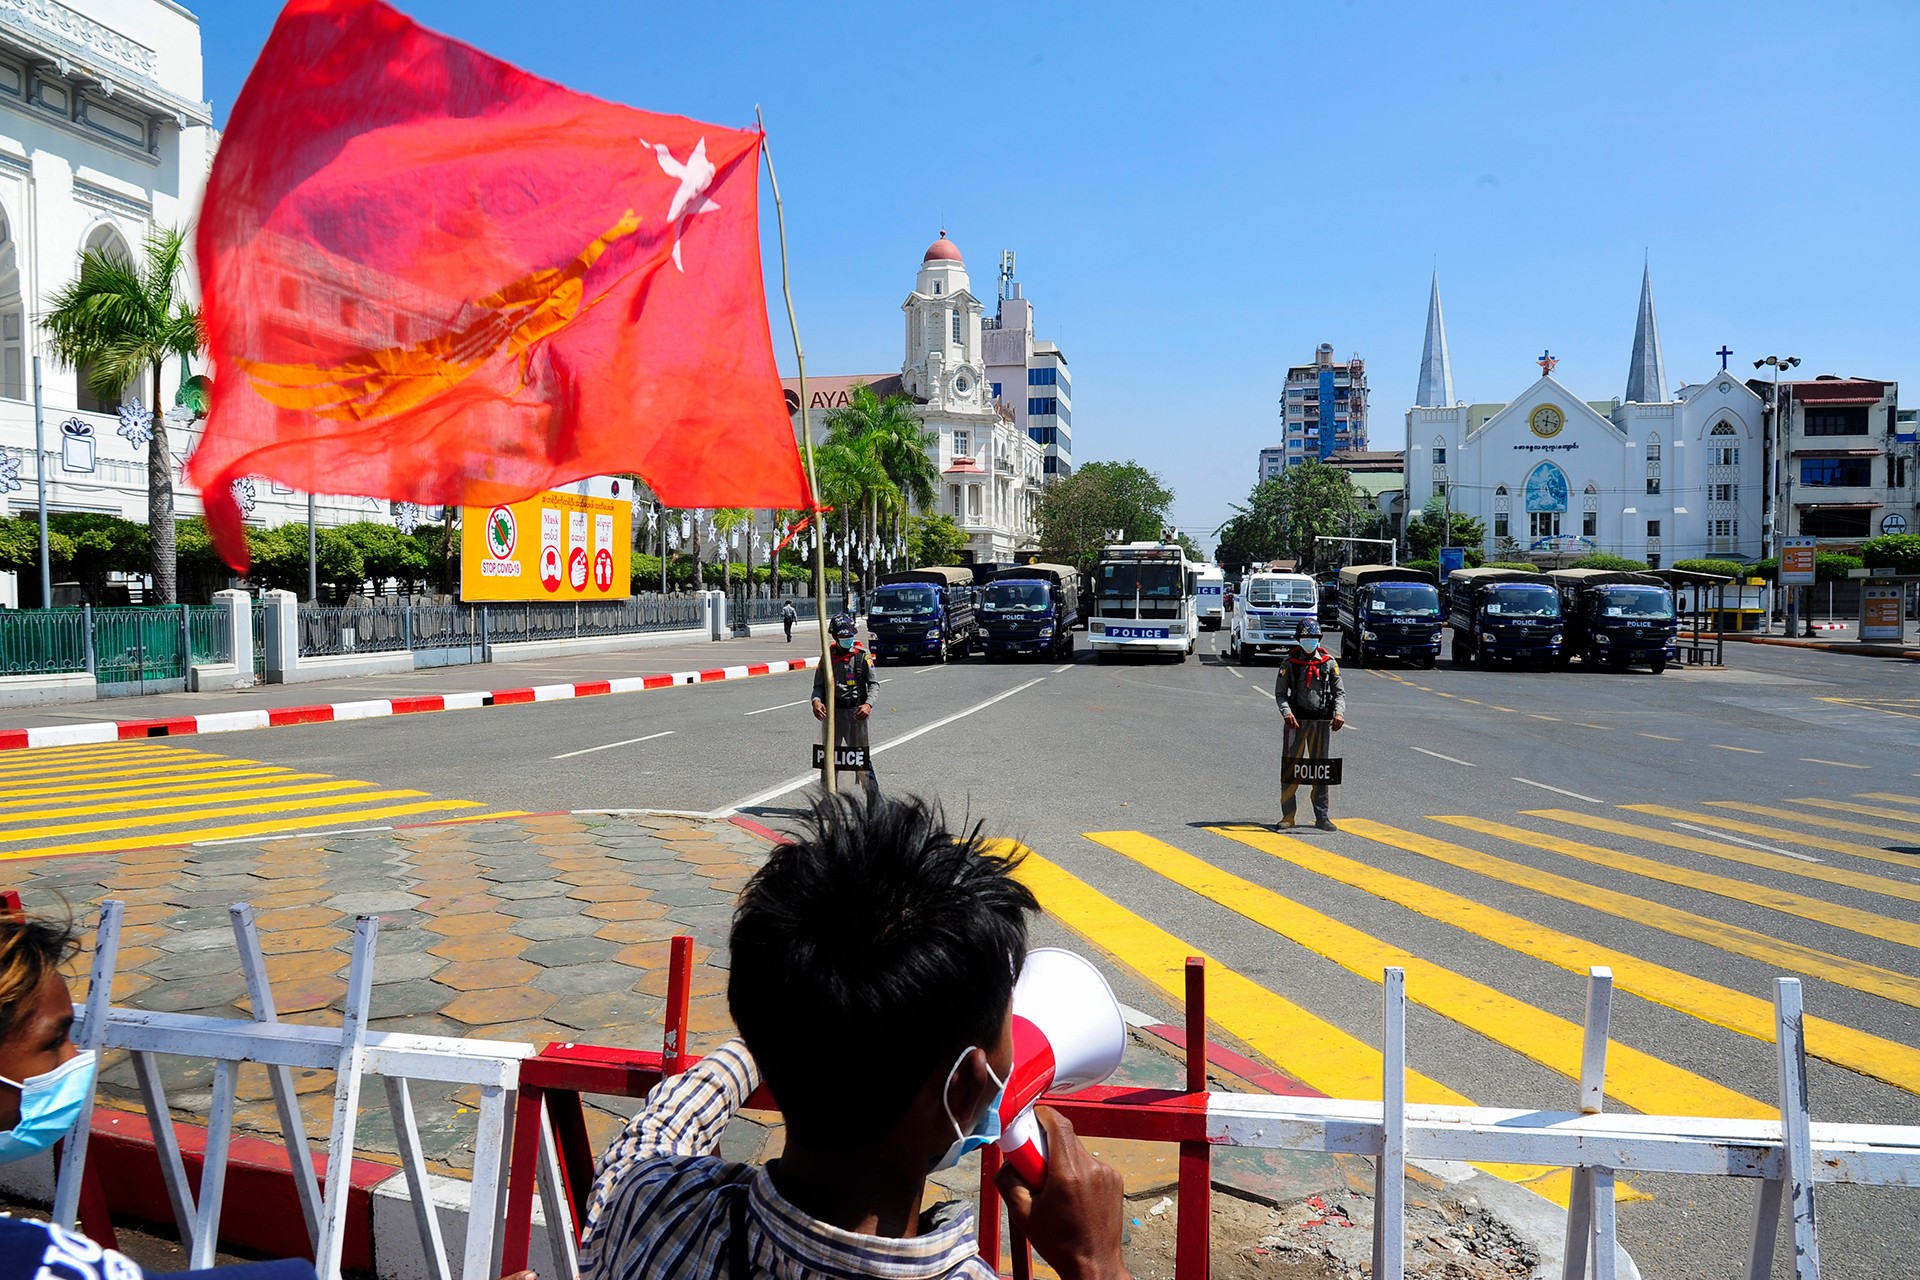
[501,936,1220,1279]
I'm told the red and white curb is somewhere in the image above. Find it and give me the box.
[0,658,819,752]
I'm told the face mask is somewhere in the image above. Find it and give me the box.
[0,1050,96,1164]
[930,1045,1008,1172]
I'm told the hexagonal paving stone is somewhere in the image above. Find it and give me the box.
[476,864,554,884]
[423,912,516,938]
[252,905,345,932]
[368,980,452,1020]
[531,962,641,997]
[674,847,742,866]
[263,951,350,984]
[153,927,240,955]
[373,951,446,984]
[440,986,557,1027]
[137,977,249,1015]
[325,891,421,915]
[611,940,711,971]
[565,882,653,903]
[651,885,727,908]
[427,933,530,963]
[500,898,585,921]
[517,936,623,968]
[143,946,250,983]
[544,989,661,1033]
[488,880,571,901]
[666,905,739,932]
[509,915,603,942]
[259,926,351,956]
[593,919,686,946]
[435,957,540,992]
[600,845,684,864]
[637,965,728,998]
[411,894,504,918]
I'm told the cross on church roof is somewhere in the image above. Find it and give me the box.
[1717,345,1733,371]
[1537,349,1558,376]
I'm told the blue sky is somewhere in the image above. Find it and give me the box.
[188,1,1918,543]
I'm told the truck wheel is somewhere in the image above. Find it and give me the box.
[1095,650,1111,666]
[1418,654,1436,670]
[1346,636,1366,668]
[936,639,949,664]
[1237,640,1252,666]
[1451,638,1471,667]
[1650,658,1667,674]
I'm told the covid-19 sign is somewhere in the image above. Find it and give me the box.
[459,480,632,602]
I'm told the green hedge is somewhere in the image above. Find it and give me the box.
[1482,561,1540,573]
[1671,559,1748,578]
[1565,553,1649,571]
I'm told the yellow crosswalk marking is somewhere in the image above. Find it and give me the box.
[0,779,363,824]
[0,744,202,767]
[1622,804,1920,870]
[1785,797,1920,827]
[0,748,210,778]
[1552,808,1920,901]
[1216,822,1920,1095]
[0,768,325,808]
[1858,793,1920,810]
[1440,815,1920,952]
[1704,800,1920,842]
[0,789,433,845]
[0,798,482,862]
[0,758,269,792]
[1005,846,1559,1191]
[1336,819,1920,1010]
[1094,830,1767,1119]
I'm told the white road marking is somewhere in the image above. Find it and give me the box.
[551,730,675,760]
[1639,733,1681,741]
[744,698,813,717]
[1229,669,1245,679]
[913,666,940,674]
[724,678,1047,814]
[1052,663,1073,673]
[1670,821,1821,862]
[1513,777,1604,804]
[1800,757,1868,770]
[1410,747,1475,766]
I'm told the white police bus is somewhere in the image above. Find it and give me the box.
[1088,542,1198,663]
[1194,565,1226,630]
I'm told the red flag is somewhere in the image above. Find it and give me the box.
[191,0,812,569]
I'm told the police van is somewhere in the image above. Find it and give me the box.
[1226,570,1319,665]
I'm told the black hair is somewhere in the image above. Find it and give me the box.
[0,912,78,1048]
[728,791,1037,1150]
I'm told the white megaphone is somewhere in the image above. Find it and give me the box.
[995,948,1126,1187]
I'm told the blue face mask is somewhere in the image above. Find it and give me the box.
[0,1050,96,1164]
[930,1045,1007,1172]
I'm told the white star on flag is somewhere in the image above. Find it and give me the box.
[647,137,721,271]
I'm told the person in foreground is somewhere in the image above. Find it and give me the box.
[0,910,316,1280]
[579,792,1131,1280]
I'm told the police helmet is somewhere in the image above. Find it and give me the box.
[1296,620,1322,643]
[829,613,857,640]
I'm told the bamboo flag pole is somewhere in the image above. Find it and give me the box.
[758,108,836,794]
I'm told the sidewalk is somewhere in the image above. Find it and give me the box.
[1700,616,1920,660]
[0,628,828,742]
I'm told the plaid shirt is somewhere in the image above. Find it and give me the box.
[580,1040,996,1280]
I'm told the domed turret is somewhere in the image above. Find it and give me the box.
[923,231,963,263]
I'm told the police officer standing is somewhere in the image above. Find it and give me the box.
[812,613,877,791]
[1274,619,1346,831]
[781,600,797,643]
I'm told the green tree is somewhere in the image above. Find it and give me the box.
[1216,462,1362,572]
[0,518,76,581]
[1405,502,1487,564]
[1671,559,1747,579]
[1173,532,1207,563]
[1036,460,1174,570]
[711,508,752,594]
[45,513,149,600]
[906,513,967,566]
[335,522,432,592]
[1860,534,1920,574]
[812,435,892,597]
[42,226,205,604]
[248,523,364,597]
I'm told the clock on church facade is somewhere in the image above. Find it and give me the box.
[1529,404,1564,438]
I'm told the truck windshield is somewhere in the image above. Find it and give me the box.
[1369,584,1441,616]
[1248,580,1314,607]
[1485,586,1560,618]
[983,583,1050,611]
[1600,587,1675,619]
[871,588,936,615]
[1099,564,1183,598]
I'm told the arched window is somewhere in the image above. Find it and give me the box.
[1524,462,1568,540]
[1493,485,1510,540]
[1709,419,1740,468]
[1582,482,1599,537]
[1431,435,1448,484]
[76,225,135,413]
[1644,433,1662,496]
[0,210,22,401]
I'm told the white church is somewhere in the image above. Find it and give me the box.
[1403,269,1765,568]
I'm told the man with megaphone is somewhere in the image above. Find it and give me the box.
[580,792,1133,1280]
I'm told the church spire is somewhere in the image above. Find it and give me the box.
[1624,262,1670,404]
[1415,272,1455,407]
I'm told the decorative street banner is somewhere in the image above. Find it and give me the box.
[1285,757,1343,786]
[1780,537,1817,587]
[460,479,631,602]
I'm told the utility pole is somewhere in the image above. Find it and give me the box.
[307,492,318,601]
[1754,355,1800,634]
[31,356,50,608]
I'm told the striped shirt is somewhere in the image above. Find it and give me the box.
[581,1040,997,1280]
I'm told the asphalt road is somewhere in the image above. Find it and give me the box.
[29,627,1920,1277]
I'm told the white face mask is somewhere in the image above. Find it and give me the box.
[929,1046,1008,1172]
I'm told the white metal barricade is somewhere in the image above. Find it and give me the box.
[56,900,533,1280]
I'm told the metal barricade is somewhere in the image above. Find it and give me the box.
[90,606,188,695]
[0,606,89,674]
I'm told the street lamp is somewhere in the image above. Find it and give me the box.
[1754,355,1801,634]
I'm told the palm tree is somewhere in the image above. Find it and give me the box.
[813,436,890,602]
[823,385,936,580]
[712,507,750,595]
[43,226,204,604]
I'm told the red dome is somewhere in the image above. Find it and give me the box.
[923,231,962,263]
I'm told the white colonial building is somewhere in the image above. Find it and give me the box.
[1403,269,1766,568]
